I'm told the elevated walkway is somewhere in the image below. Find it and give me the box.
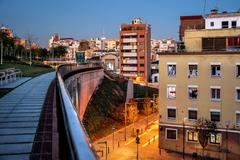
[0,72,55,160]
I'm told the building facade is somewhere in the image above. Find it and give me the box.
[158,52,240,159]
[159,38,177,53]
[120,18,151,82]
[179,15,205,41]
[184,28,240,52]
[205,10,240,30]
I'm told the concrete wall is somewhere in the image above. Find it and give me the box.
[64,69,104,120]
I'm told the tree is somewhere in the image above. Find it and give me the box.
[153,95,159,113]
[194,118,217,158]
[53,46,67,58]
[143,95,151,115]
[127,98,138,123]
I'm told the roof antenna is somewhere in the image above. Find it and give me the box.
[203,0,206,16]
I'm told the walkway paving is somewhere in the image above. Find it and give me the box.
[0,77,31,89]
[0,72,55,160]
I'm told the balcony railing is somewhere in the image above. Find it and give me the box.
[122,45,137,50]
[123,38,137,43]
[122,52,137,57]
[122,59,137,64]
[122,66,138,71]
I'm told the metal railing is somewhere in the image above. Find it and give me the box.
[57,63,101,160]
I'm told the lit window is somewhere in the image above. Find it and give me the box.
[188,64,198,77]
[236,88,240,102]
[210,133,221,144]
[188,86,198,99]
[188,109,198,120]
[167,64,176,76]
[187,131,198,142]
[210,110,220,122]
[167,85,176,99]
[211,65,221,77]
[236,64,240,78]
[211,87,221,101]
[236,112,240,125]
[166,128,177,140]
[167,107,176,119]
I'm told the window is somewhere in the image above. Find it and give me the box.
[210,133,221,144]
[188,64,198,77]
[211,64,221,77]
[140,56,144,59]
[232,21,237,28]
[166,128,177,140]
[210,22,214,27]
[236,64,240,78]
[167,106,176,119]
[188,108,198,120]
[140,64,144,67]
[222,21,229,28]
[236,87,240,102]
[167,85,176,99]
[210,110,220,122]
[187,131,198,142]
[211,87,221,101]
[167,64,176,76]
[188,86,198,99]
[139,49,144,53]
[139,42,144,46]
[236,111,240,125]
[139,35,144,38]
[154,76,158,82]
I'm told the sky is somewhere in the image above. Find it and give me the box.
[0,0,240,48]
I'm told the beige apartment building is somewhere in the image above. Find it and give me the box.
[158,52,240,159]
[184,28,240,52]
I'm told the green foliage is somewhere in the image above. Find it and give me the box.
[53,46,67,58]
[83,77,126,138]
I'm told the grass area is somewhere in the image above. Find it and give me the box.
[0,60,54,77]
[0,60,54,98]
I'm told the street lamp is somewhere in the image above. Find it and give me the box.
[98,141,108,160]
[124,103,127,141]
[112,125,115,150]
[0,39,3,65]
[136,129,140,160]
[183,117,187,160]
[225,121,230,160]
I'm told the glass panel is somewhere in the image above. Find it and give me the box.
[167,129,177,139]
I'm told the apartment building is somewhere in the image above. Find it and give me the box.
[179,15,205,41]
[184,28,240,52]
[158,52,240,159]
[205,9,240,29]
[120,18,151,82]
[159,38,177,53]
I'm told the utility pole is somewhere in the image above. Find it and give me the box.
[136,129,140,160]
[98,141,108,160]
[112,125,115,150]
[124,103,127,141]
[0,40,3,64]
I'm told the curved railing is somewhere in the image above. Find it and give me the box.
[56,63,101,160]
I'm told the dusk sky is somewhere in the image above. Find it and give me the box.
[0,0,240,48]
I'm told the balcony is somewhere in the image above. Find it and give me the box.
[123,73,138,77]
[122,52,137,57]
[122,33,137,36]
[123,38,137,43]
[122,59,137,64]
[123,45,137,50]
[122,66,137,71]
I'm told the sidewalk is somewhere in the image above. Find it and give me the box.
[0,72,55,160]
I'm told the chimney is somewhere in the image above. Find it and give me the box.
[210,9,218,15]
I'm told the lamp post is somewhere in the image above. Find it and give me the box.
[98,141,108,160]
[112,125,115,150]
[0,39,3,65]
[225,121,230,160]
[124,103,127,141]
[183,117,187,160]
[136,129,140,160]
